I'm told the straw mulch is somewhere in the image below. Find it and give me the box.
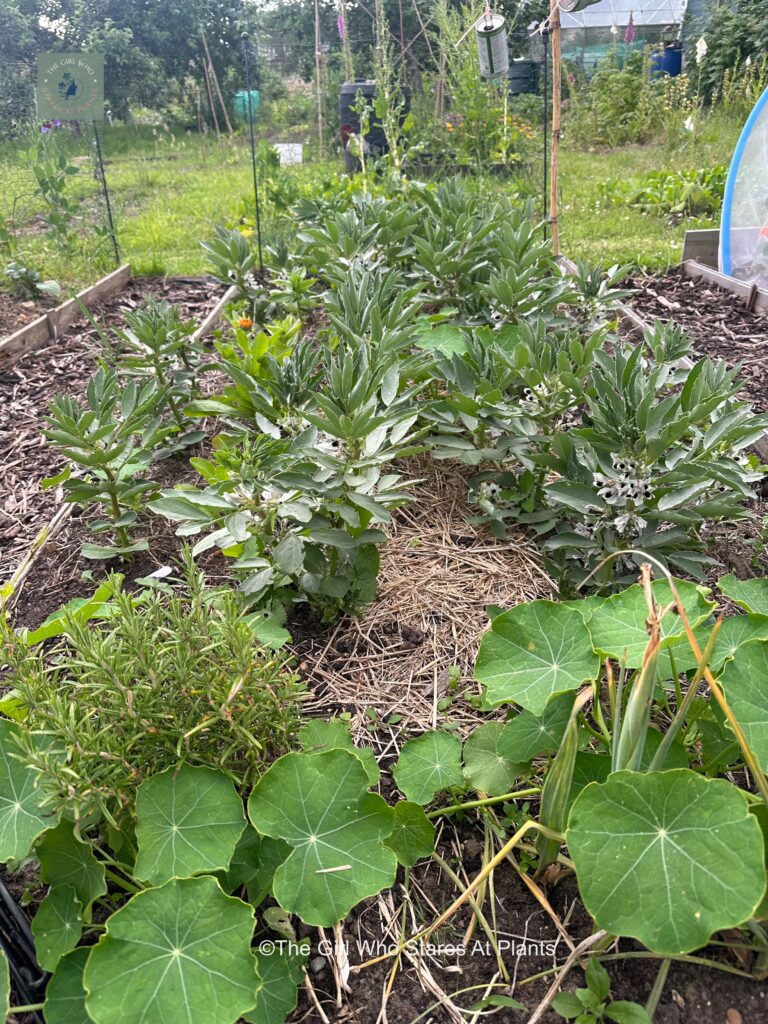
[294,458,553,732]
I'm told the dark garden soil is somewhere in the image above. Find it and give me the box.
[0,275,226,590]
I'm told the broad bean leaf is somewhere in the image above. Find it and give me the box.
[44,948,90,1023]
[497,692,574,763]
[83,876,259,1024]
[585,579,714,669]
[392,731,463,804]
[243,946,309,1024]
[32,884,83,971]
[384,801,436,866]
[463,723,522,796]
[719,641,768,770]
[568,770,765,955]
[247,750,397,926]
[718,575,768,616]
[0,718,54,861]
[298,717,379,785]
[37,820,106,912]
[475,602,599,713]
[134,765,246,885]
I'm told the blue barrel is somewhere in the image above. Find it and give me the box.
[650,44,682,77]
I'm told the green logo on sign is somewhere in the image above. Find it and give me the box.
[37,54,104,121]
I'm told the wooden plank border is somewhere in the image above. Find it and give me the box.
[682,259,768,316]
[0,263,132,368]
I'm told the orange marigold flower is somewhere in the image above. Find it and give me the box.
[238,317,253,329]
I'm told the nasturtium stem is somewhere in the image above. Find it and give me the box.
[645,958,671,1017]
[427,787,540,819]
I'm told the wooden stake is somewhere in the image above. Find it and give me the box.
[202,29,234,135]
[201,55,220,139]
[314,0,325,155]
[549,0,562,256]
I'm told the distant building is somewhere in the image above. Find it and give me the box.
[560,0,690,73]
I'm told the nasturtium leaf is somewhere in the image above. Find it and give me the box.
[413,324,469,356]
[658,612,768,678]
[585,579,715,669]
[0,949,8,1021]
[37,820,106,912]
[718,574,768,616]
[134,765,246,885]
[248,836,293,908]
[298,717,379,785]
[568,770,766,955]
[719,640,768,770]
[44,956,89,1024]
[216,825,291,908]
[0,718,55,861]
[245,610,292,650]
[247,750,397,926]
[32,884,83,971]
[463,723,522,796]
[83,876,259,1024]
[244,945,308,1024]
[497,692,574,763]
[475,602,599,714]
[393,731,463,804]
[385,801,436,866]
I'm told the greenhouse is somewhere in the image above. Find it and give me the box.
[561,0,690,71]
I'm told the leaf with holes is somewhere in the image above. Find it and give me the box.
[0,718,56,861]
[247,749,396,926]
[718,575,768,616]
[83,876,259,1024]
[243,945,309,1024]
[385,801,436,866]
[567,770,765,955]
[43,947,89,1024]
[475,602,599,714]
[134,765,246,885]
[37,820,106,912]
[32,885,83,971]
[585,579,715,669]
[393,731,464,804]
[463,723,522,796]
[719,641,768,770]
[497,692,574,764]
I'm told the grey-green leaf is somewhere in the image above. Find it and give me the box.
[568,770,765,955]
[247,749,397,926]
[43,947,90,1024]
[463,722,522,796]
[0,718,55,861]
[393,731,464,804]
[385,801,436,866]
[83,876,259,1024]
[37,820,106,912]
[134,765,246,885]
[32,885,83,971]
[475,602,599,714]
[586,579,714,669]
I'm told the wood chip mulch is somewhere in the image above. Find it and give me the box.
[625,267,768,411]
[0,277,225,584]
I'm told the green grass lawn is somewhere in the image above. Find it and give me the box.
[0,112,745,291]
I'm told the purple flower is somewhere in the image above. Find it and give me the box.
[624,12,636,46]
[337,15,345,39]
[40,122,51,133]
[52,119,62,127]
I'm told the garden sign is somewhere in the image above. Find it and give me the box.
[37,54,104,122]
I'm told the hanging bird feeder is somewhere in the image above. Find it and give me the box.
[475,11,509,81]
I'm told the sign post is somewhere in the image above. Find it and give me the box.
[37,53,119,265]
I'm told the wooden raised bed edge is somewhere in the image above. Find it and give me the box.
[3,282,239,610]
[0,264,132,369]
